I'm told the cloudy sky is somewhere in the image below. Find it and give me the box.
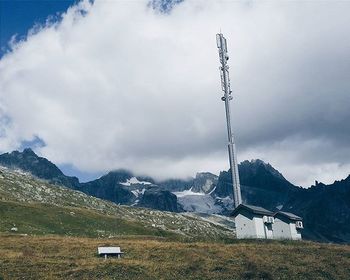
[0,0,349,186]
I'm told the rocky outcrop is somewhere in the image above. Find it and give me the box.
[79,170,135,205]
[0,148,79,189]
[138,187,180,212]
[191,172,217,194]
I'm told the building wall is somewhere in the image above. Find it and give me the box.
[289,223,302,240]
[253,217,266,239]
[235,210,272,239]
[272,217,292,239]
[235,212,258,239]
[235,211,302,240]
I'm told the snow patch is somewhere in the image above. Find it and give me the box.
[131,188,146,197]
[121,177,153,186]
[131,199,140,206]
[173,188,205,198]
[176,194,222,214]
[208,186,217,195]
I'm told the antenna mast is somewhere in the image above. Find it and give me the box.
[216,33,242,208]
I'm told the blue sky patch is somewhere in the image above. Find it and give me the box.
[0,0,76,56]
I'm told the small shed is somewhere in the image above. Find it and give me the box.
[231,204,275,239]
[98,247,123,259]
[272,211,303,240]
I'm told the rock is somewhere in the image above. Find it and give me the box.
[0,149,80,189]
[191,172,218,194]
[139,187,180,212]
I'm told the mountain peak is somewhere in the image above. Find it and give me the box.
[240,159,269,169]
[195,172,218,179]
[192,172,218,194]
[22,148,37,156]
[214,159,296,199]
[0,149,79,188]
[106,169,133,177]
[240,159,285,180]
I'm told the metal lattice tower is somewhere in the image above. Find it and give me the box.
[216,33,242,208]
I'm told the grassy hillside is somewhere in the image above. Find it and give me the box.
[0,234,350,280]
[0,200,177,238]
[0,167,234,241]
[1,166,350,279]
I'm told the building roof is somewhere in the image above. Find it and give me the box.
[231,204,274,217]
[274,211,302,221]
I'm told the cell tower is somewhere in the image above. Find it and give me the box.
[216,33,242,209]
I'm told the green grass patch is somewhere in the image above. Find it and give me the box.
[0,200,177,238]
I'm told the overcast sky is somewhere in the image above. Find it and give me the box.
[0,0,349,186]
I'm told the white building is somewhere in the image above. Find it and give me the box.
[272,211,303,240]
[231,204,275,239]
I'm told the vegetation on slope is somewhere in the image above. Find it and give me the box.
[1,162,350,279]
[0,235,349,280]
[0,167,234,241]
[0,200,176,238]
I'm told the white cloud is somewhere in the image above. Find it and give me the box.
[0,0,349,186]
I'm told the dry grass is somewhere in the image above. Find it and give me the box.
[0,234,349,280]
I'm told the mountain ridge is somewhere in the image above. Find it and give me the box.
[0,165,234,240]
[1,148,349,243]
[0,148,80,189]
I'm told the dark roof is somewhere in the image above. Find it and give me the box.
[231,204,274,217]
[274,211,302,221]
